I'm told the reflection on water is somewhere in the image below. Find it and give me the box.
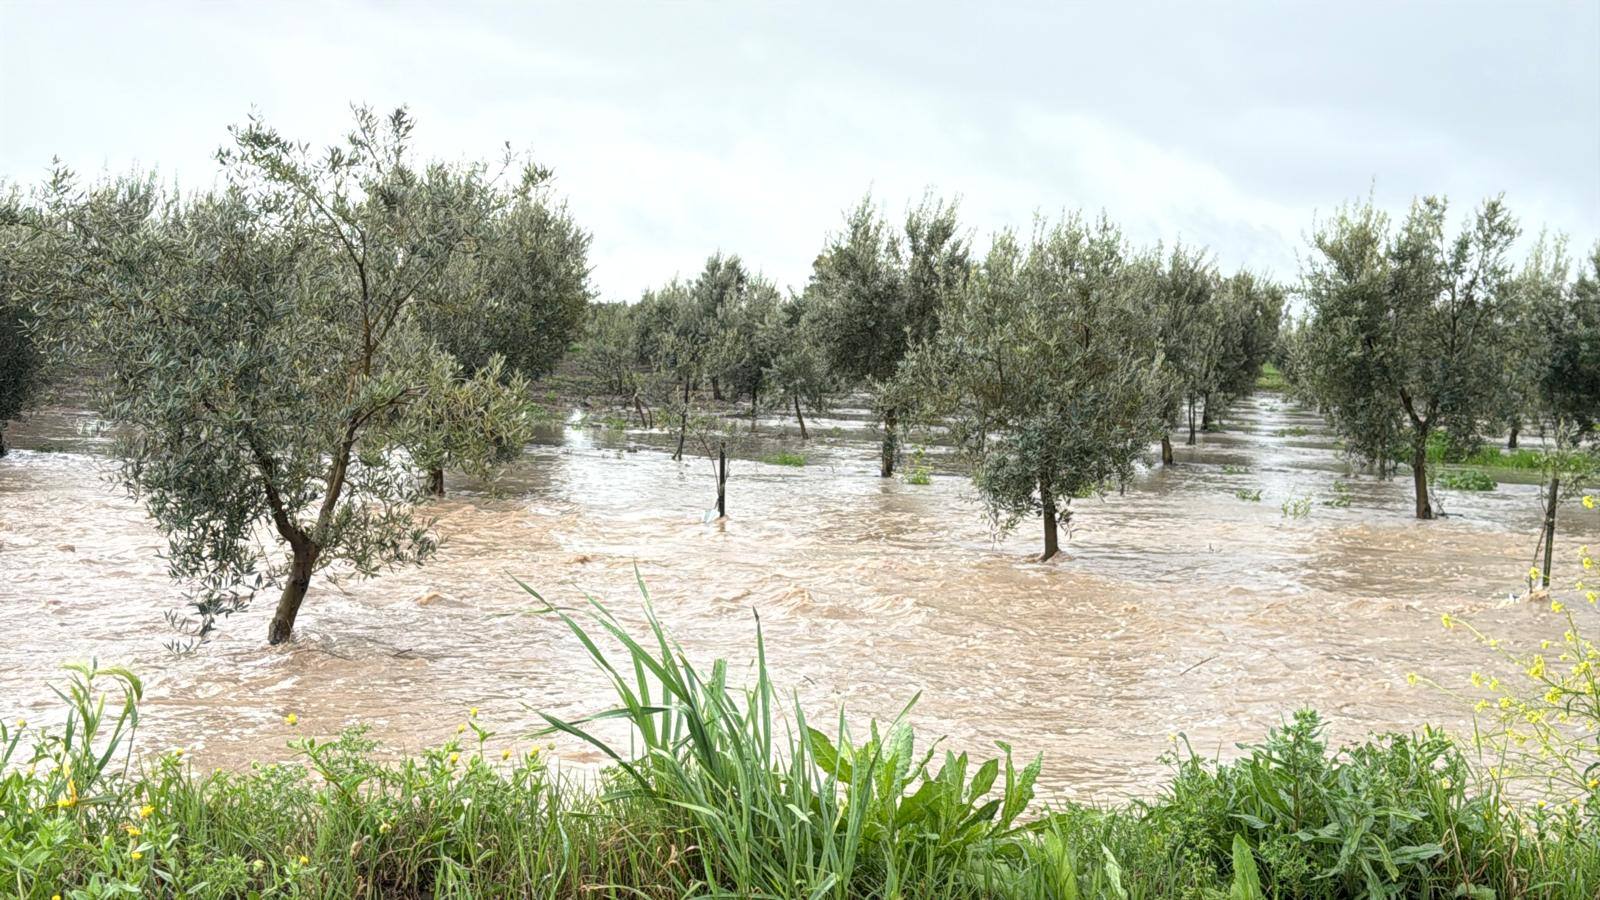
[1,393,1595,801]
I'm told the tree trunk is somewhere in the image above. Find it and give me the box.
[1040,483,1060,561]
[1200,394,1212,431]
[267,543,319,645]
[1160,433,1173,466]
[716,442,728,518]
[633,393,650,428]
[0,428,7,458]
[1507,420,1520,450]
[711,377,723,401]
[750,384,759,433]
[1411,437,1433,520]
[794,394,808,440]
[880,408,898,478]
[1541,472,1559,588]
[674,378,689,461]
[1186,400,1197,445]
[426,466,444,497]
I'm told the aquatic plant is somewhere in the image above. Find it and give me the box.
[1235,487,1262,502]
[1220,463,1251,475]
[761,451,807,467]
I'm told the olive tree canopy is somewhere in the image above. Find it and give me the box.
[1299,195,1518,519]
[910,214,1167,560]
[17,107,539,644]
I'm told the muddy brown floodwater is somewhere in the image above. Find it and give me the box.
[2,392,1597,802]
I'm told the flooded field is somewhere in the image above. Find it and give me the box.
[1,392,1592,801]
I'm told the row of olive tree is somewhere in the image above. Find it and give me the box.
[1,108,594,644]
[1282,195,1600,574]
[572,198,1283,560]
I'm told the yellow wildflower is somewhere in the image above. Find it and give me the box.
[131,851,143,861]
[501,748,511,760]
[1406,672,1418,685]
[469,707,479,718]
[379,822,392,834]
[14,719,24,729]
[1441,613,1455,629]
[1584,495,1595,509]
[285,713,298,726]
[298,855,309,866]
[1552,600,1565,613]
[124,824,141,837]
[1529,566,1541,581]
[456,723,467,735]
[1470,671,1484,687]
[449,752,460,765]
[139,804,153,819]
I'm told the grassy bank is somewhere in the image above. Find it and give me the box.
[4,588,1597,899]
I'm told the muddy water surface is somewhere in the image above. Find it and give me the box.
[2,393,1595,801]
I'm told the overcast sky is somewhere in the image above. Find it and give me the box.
[3,1,1596,300]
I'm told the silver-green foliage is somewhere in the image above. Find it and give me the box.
[912,214,1167,558]
[17,108,537,642]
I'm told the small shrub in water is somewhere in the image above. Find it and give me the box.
[1281,494,1312,519]
[761,451,806,467]
[1235,488,1262,502]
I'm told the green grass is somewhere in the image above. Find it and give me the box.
[1437,468,1498,491]
[761,451,807,467]
[1255,362,1286,392]
[1235,488,1262,502]
[1426,433,1545,471]
[3,588,1596,899]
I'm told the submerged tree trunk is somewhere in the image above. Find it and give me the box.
[794,394,808,440]
[1186,400,1197,445]
[674,378,689,461]
[426,466,444,497]
[1040,483,1060,561]
[0,428,7,458]
[716,442,727,519]
[1200,394,1212,431]
[1160,433,1174,466]
[633,393,651,429]
[1507,420,1520,450]
[750,384,759,433]
[1411,437,1433,520]
[880,407,898,478]
[268,542,319,645]
[1541,472,1559,588]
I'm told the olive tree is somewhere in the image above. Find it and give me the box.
[415,169,593,493]
[765,292,835,439]
[0,190,46,457]
[1151,243,1217,460]
[910,214,1167,560]
[19,108,537,644]
[1522,241,1600,585]
[1300,196,1518,518]
[809,194,968,476]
